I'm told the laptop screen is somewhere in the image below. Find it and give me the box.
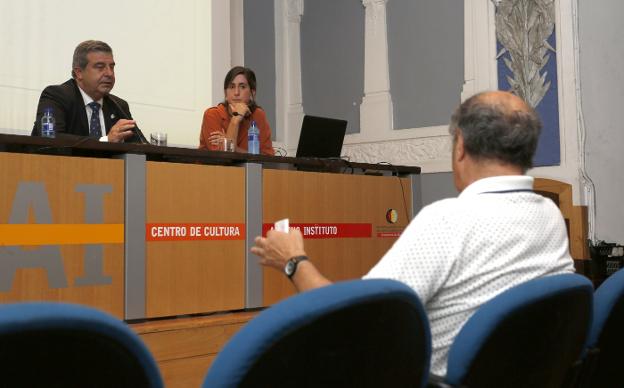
[295,115,348,158]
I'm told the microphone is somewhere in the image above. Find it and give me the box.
[109,97,149,144]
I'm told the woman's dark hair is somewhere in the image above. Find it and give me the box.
[222,66,258,113]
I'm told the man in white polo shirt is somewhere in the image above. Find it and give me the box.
[251,90,574,376]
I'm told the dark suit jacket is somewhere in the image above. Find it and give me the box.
[32,79,146,143]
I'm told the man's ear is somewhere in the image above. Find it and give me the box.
[454,131,466,162]
[73,67,83,81]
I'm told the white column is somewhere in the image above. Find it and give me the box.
[360,0,393,134]
[211,1,231,105]
[463,0,498,100]
[285,0,305,150]
[230,0,244,66]
[275,0,304,151]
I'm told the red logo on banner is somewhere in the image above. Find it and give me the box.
[262,223,372,239]
[146,223,245,241]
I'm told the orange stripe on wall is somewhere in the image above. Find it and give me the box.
[0,224,125,246]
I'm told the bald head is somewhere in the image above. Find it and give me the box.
[477,90,532,111]
[449,91,542,171]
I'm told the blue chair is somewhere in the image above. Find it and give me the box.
[203,279,431,388]
[0,302,163,388]
[432,273,593,388]
[575,267,624,388]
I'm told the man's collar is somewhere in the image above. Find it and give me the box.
[459,175,534,198]
[77,85,104,107]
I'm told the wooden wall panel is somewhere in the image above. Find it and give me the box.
[262,170,412,304]
[0,153,124,317]
[133,311,257,388]
[534,178,590,260]
[158,355,215,388]
[145,162,246,317]
[570,205,590,259]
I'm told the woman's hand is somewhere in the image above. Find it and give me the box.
[208,131,226,147]
[229,103,250,118]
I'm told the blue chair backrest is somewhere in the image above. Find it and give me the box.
[203,279,431,388]
[445,273,593,388]
[583,267,624,388]
[0,302,163,388]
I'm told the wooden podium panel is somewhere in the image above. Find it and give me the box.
[133,311,258,388]
[0,153,124,317]
[262,169,412,304]
[145,162,246,317]
[534,178,590,259]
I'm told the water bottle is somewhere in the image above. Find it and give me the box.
[41,108,56,138]
[248,121,260,154]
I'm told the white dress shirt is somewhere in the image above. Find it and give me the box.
[78,86,108,142]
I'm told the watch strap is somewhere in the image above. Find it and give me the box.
[285,255,308,279]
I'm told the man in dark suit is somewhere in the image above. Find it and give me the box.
[32,40,146,143]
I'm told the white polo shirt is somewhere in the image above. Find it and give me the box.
[364,175,574,375]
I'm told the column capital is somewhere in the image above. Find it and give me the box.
[287,0,304,22]
[362,0,388,8]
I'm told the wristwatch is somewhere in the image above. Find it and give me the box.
[284,255,308,279]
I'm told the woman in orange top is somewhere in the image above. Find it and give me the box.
[199,66,274,155]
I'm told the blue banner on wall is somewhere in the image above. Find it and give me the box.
[497,32,560,167]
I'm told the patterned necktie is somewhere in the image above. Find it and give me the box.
[88,102,102,138]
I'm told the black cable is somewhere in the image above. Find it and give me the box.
[273,147,287,157]
[396,173,412,222]
[375,161,412,222]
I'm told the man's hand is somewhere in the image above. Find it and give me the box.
[252,228,331,292]
[107,119,136,143]
[252,229,306,271]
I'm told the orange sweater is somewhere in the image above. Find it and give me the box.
[199,104,274,155]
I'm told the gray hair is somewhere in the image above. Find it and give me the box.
[448,92,542,171]
[71,40,113,78]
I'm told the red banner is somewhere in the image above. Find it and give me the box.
[146,223,245,241]
[262,223,372,239]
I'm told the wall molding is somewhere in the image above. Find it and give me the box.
[342,135,452,172]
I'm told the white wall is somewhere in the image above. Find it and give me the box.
[0,0,218,147]
[578,0,624,243]
[272,0,585,202]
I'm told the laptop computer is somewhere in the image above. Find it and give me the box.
[295,115,348,159]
